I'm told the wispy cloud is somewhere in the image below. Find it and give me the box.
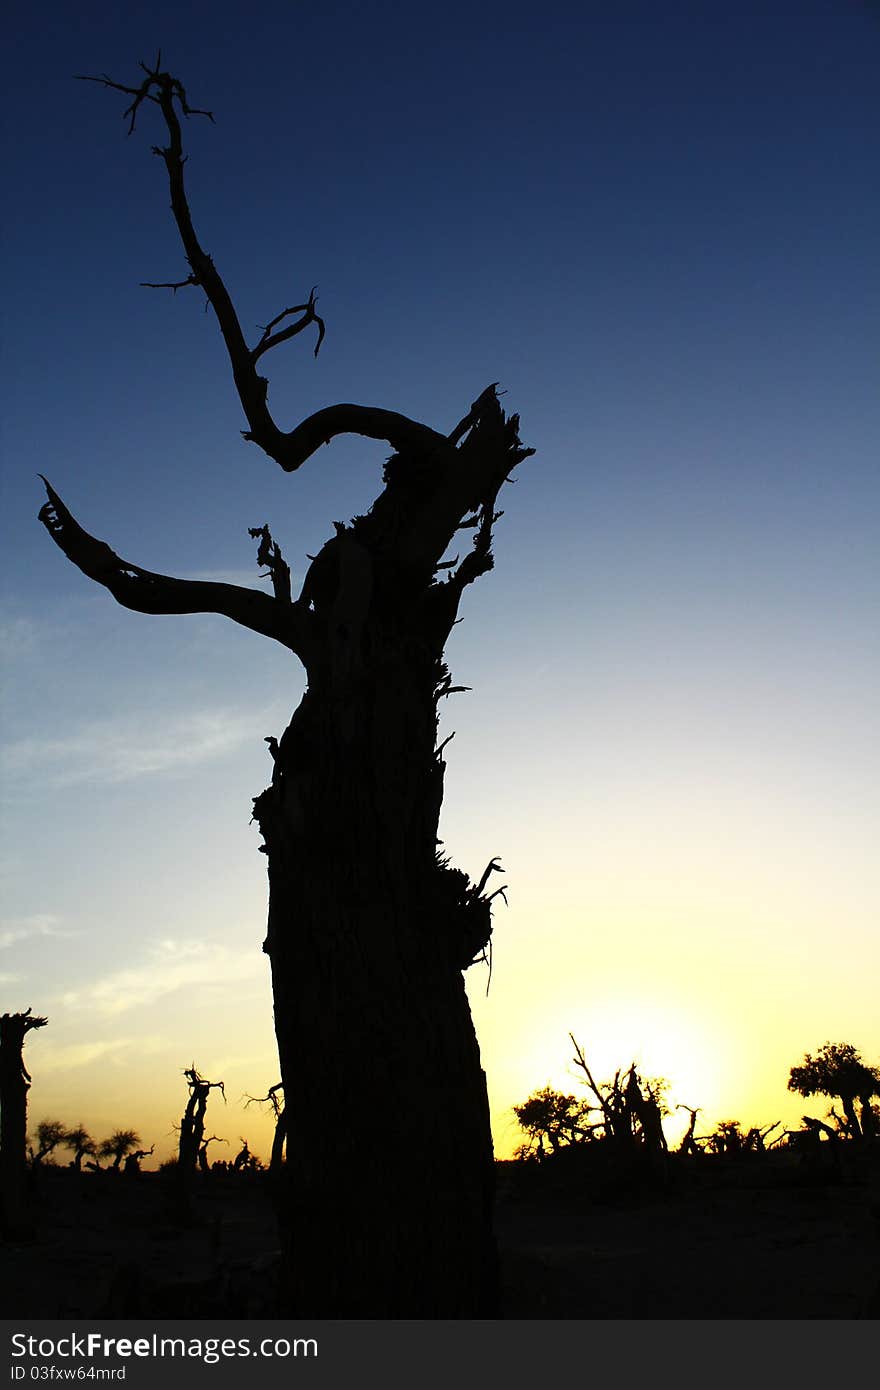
[1,704,286,788]
[36,1034,168,1073]
[58,937,266,1017]
[0,913,63,951]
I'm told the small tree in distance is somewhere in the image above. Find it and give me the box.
[30,1119,67,1167]
[513,1086,596,1157]
[62,1125,98,1172]
[197,1134,227,1173]
[788,1042,880,1140]
[177,1067,225,1174]
[569,1034,669,1155]
[99,1130,142,1171]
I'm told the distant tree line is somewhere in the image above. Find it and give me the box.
[513,1036,880,1163]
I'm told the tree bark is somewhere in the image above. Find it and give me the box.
[45,63,535,1313]
[0,1011,47,1238]
[255,634,500,1314]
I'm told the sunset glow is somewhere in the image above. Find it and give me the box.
[2,0,878,1177]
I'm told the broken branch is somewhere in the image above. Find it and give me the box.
[38,477,311,659]
[252,288,325,363]
[141,274,200,293]
[80,61,460,476]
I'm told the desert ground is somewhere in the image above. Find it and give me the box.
[2,1147,878,1319]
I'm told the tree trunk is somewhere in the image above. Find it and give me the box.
[0,1012,45,1238]
[269,1111,287,1177]
[38,64,535,1315]
[0,1055,29,1236]
[255,643,499,1316]
[842,1095,862,1139]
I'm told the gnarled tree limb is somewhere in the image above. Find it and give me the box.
[269,402,452,473]
[79,61,451,476]
[252,288,325,364]
[38,478,312,659]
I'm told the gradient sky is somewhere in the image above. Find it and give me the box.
[2,0,878,1164]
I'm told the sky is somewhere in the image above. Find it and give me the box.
[2,0,878,1165]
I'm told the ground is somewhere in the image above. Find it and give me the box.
[1,1149,878,1318]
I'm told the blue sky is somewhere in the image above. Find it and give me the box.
[2,0,878,1158]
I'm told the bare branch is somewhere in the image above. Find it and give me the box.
[244,1082,284,1117]
[80,62,457,475]
[1,1007,48,1036]
[76,54,214,136]
[249,402,452,474]
[38,477,312,659]
[252,288,325,363]
[569,1033,611,1120]
[447,383,501,446]
[140,274,199,293]
[248,524,292,602]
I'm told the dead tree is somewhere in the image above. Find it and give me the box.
[623,1067,668,1156]
[0,1009,48,1234]
[40,59,532,1315]
[676,1104,701,1156]
[569,1036,637,1148]
[178,1066,225,1174]
[233,1138,255,1172]
[245,1083,287,1176]
[123,1144,154,1176]
[744,1121,780,1154]
[197,1134,227,1173]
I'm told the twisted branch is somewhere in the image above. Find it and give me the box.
[78,58,448,474]
[38,477,312,659]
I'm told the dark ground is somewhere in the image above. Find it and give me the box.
[2,1148,878,1318]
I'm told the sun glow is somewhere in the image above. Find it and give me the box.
[561,998,734,1113]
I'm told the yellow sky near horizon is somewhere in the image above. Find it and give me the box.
[19,868,878,1169]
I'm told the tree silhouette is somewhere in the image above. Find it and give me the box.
[61,1125,98,1172]
[245,1083,286,1176]
[513,1086,596,1156]
[788,1042,880,1140]
[704,1119,744,1156]
[197,1134,227,1173]
[123,1144,154,1176]
[675,1104,701,1155]
[30,1119,67,1167]
[40,58,532,1314]
[569,1034,669,1156]
[177,1066,225,1174]
[0,1008,48,1235]
[99,1129,143,1171]
[233,1138,260,1173]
